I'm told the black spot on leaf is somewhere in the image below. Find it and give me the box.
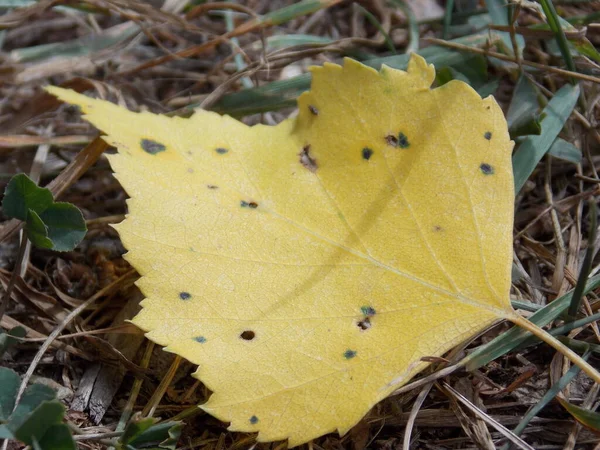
[179,292,191,300]
[344,349,357,359]
[357,317,371,331]
[241,200,258,209]
[215,147,228,154]
[484,132,492,140]
[308,105,319,115]
[398,132,410,148]
[299,145,318,172]
[480,163,494,175]
[141,138,166,155]
[207,185,219,189]
[250,415,259,424]
[194,336,206,343]
[433,225,443,232]
[361,306,376,316]
[240,330,255,341]
[362,148,373,160]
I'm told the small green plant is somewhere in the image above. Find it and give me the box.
[116,414,182,450]
[2,173,86,252]
[0,367,76,449]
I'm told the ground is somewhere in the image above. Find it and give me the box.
[0,0,600,449]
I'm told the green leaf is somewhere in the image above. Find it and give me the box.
[558,398,600,432]
[119,415,159,445]
[0,326,26,357]
[129,421,183,449]
[0,368,21,421]
[25,209,53,250]
[507,75,541,135]
[2,173,53,221]
[512,83,580,193]
[13,400,65,445]
[10,383,56,430]
[0,424,15,439]
[548,137,581,163]
[38,202,87,252]
[37,424,76,450]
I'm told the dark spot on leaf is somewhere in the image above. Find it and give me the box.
[299,145,317,172]
[241,200,258,209]
[250,415,259,424]
[357,317,371,331]
[207,185,218,189]
[480,163,494,175]
[194,336,206,343]
[344,349,357,359]
[385,134,398,147]
[484,132,492,140]
[215,147,228,154]
[141,138,166,155]
[308,105,319,115]
[433,225,443,232]
[361,306,376,316]
[362,148,373,160]
[240,330,255,341]
[398,132,410,148]
[179,292,191,300]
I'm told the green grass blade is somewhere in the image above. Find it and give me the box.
[539,0,576,74]
[484,0,524,57]
[387,0,419,52]
[464,273,600,371]
[567,200,597,317]
[442,0,454,40]
[502,350,590,450]
[547,137,581,163]
[506,75,540,132]
[354,4,396,54]
[10,22,139,63]
[513,83,580,194]
[261,0,342,26]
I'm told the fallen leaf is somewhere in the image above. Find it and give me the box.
[48,54,515,446]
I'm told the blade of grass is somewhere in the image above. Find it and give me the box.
[484,0,524,57]
[506,75,541,135]
[502,349,590,450]
[354,4,395,54]
[387,0,418,52]
[464,273,600,371]
[513,83,580,194]
[10,22,139,63]
[567,200,597,317]
[539,0,576,74]
[442,0,454,40]
[547,138,582,163]
[224,3,252,89]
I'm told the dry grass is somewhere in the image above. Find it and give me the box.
[1,0,600,448]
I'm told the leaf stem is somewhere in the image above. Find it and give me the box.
[510,314,600,384]
[0,235,28,321]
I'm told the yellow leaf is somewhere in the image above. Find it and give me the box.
[48,54,516,446]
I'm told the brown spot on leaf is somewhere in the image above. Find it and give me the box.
[299,145,318,172]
